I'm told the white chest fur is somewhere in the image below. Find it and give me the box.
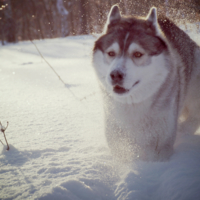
[103,94,176,161]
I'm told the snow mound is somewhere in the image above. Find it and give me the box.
[0,33,200,199]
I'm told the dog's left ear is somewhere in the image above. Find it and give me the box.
[146,7,160,35]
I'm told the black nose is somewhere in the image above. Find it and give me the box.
[110,70,124,84]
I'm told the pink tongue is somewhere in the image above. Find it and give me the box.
[113,85,127,94]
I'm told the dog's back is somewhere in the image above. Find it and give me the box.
[158,16,200,136]
[158,16,198,84]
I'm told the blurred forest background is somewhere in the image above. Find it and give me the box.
[0,0,200,44]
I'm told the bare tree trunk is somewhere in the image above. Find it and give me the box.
[22,6,26,40]
[165,0,169,16]
[30,0,45,39]
[87,3,93,34]
[79,0,88,35]
[69,6,75,35]
[4,0,16,42]
[26,13,32,40]
[123,0,129,15]
[0,5,5,45]
[42,0,54,38]
[56,0,69,37]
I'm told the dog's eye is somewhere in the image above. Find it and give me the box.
[107,51,116,57]
[133,52,143,58]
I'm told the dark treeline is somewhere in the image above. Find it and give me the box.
[0,0,199,44]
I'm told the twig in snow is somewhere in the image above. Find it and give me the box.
[30,40,101,104]
[30,40,80,101]
[0,121,9,150]
[80,92,96,101]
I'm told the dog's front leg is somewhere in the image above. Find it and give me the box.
[140,107,178,161]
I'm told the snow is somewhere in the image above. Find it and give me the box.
[0,32,200,200]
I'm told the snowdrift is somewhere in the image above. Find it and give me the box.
[0,34,200,200]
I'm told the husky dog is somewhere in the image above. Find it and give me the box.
[92,5,200,161]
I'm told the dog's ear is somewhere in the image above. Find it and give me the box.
[147,7,157,24]
[108,5,121,24]
[146,7,160,35]
[103,5,121,33]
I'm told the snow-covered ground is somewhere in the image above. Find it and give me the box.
[0,32,200,200]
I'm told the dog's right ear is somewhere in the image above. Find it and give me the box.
[108,5,121,24]
[103,5,121,33]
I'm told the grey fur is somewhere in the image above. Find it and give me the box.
[92,5,200,161]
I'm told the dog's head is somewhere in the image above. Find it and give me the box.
[93,5,169,104]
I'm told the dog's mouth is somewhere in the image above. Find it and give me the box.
[113,85,128,94]
[113,81,140,94]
